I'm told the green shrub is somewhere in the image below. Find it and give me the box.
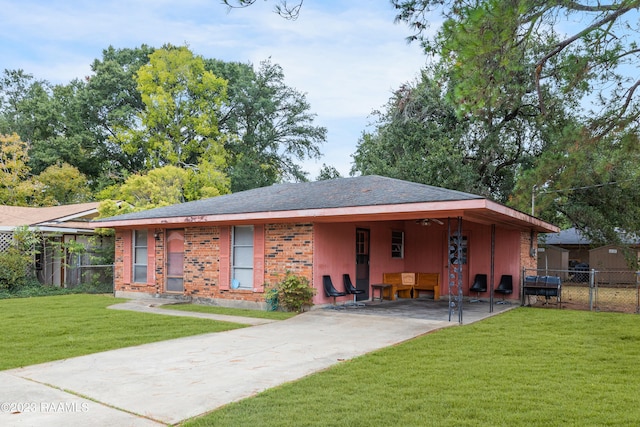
[265,287,279,311]
[267,272,316,313]
[0,247,34,291]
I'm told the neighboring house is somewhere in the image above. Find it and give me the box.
[95,176,558,309]
[539,227,640,274]
[0,202,108,287]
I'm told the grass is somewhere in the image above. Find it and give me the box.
[182,308,640,426]
[161,303,298,320]
[0,294,247,370]
[561,284,639,313]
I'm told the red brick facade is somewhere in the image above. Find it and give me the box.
[520,230,538,271]
[114,223,315,307]
[264,223,314,287]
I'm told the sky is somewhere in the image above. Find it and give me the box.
[0,0,431,179]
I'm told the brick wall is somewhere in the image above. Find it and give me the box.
[183,226,220,298]
[264,223,314,288]
[154,228,164,294]
[114,232,124,289]
[520,231,538,271]
[115,223,316,306]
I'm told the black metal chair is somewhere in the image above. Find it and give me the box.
[469,274,487,302]
[494,275,513,304]
[343,274,365,307]
[323,275,346,309]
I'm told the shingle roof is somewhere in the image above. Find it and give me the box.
[0,202,100,228]
[541,228,591,245]
[542,227,640,246]
[96,175,483,223]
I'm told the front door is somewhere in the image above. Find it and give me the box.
[355,228,370,301]
[166,229,184,292]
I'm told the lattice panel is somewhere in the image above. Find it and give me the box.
[0,233,13,252]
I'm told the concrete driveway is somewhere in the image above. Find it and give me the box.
[1,299,513,426]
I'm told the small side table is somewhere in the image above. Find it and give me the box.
[371,284,391,302]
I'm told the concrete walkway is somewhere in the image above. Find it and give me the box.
[107,298,279,326]
[1,299,512,426]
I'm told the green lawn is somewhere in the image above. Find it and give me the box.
[0,294,247,370]
[183,308,640,426]
[162,303,297,320]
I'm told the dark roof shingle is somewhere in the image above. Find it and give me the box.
[97,175,482,222]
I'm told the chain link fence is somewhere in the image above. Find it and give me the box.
[65,264,114,294]
[523,268,640,313]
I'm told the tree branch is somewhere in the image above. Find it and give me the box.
[534,1,639,114]
[561,1,627,12]
[597,78,640,135]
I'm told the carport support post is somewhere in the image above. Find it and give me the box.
[457,217,463,324]
[490,224,495,312]
[447,217,464,324]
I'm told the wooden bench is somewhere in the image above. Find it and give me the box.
[381,273,414,300]
[414,273,440,300]
[380,272,440,301]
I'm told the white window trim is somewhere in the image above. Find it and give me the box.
[133,230,148,283]
[231,225,254,290]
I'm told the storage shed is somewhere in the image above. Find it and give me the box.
[589,245,639,284]
[537,245,570,280]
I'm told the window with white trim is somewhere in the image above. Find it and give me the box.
[232,226,254,290]
[133,230,148,283]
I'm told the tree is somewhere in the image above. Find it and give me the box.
[82,45,155,181]
[510,125,640,245]
[205,59,326,191]
[27,79,106,179]
[31,163,92,206]
[0,69,116,187]
[116,46,228,171]
[352,67,552,200]
[316,164,342,181]
[0,70,39,136]
[392,0,640,137]
[114,166,190,210]
[222,0,304,20]
[0,225,40,291]
[0,133,33,205]
[101,164,228,211]
[390,0,640,237]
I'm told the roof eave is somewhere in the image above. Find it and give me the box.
[95,199,558,233]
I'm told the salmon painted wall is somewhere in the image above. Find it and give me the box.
[313,219,525,304]
[266,221,516,303]
[403,220,523,299]
[404,220,446,274]
[313,221,407,305]
[462,224,522,296]
[313,222,354,305]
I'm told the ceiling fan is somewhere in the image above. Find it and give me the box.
[416,218,444,226]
